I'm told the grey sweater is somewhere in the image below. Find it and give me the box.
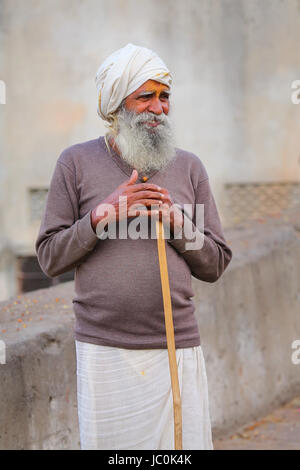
[35,136,232,349]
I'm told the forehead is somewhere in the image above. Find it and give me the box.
[129,79,170,96]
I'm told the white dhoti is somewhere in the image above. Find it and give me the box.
[75,340,214,450]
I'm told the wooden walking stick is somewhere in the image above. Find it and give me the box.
[156,218,183,450]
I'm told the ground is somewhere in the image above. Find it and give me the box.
[213,395,300,450]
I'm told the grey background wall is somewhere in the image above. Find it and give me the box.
[0,0,300,300]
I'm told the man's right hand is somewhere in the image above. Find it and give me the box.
[91,169,169,233]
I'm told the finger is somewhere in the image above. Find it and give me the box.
[160,190,173,203]
[135,185,172,205]
[130,183,162,193]
[128,210,148,218]
[131,190,165,201]
[130,199,164,209]
[162,197,173,206]
[152,186,171,200]
[135,210,160,218]
[126,169,139,186]
[127,208,160,220]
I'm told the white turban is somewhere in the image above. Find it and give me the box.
[95,43,172,122]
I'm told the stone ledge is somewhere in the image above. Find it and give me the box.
[0,282,79,450]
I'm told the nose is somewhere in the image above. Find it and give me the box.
[147,98,163,115]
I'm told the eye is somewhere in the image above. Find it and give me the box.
[138,94,152,100]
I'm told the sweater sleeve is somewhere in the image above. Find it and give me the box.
[167,177,232,282]
[35,161,99,278]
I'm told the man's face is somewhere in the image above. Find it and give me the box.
[123,79,170,124]
[112,79,175,174]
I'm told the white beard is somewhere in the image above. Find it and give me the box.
[111,105,177,174]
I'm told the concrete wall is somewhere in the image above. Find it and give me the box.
[0,0,300,300]
[0,282,79,449]
[200,222,300,435]
[0,219,300,449]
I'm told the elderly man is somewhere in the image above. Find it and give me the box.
[35,43,232,450]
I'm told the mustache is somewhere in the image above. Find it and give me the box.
[135,112,166,123]
[119,108,168,127]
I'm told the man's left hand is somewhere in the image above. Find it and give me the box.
[154,187,184,238]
